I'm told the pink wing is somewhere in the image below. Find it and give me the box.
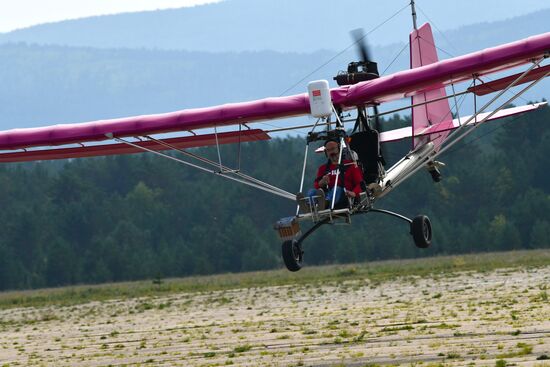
[0,29,549,160]
[0,129,269,163]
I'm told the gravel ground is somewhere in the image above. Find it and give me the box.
[0,266,549,366]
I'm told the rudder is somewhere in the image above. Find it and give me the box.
[410,23,453,151]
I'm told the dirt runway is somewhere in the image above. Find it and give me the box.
[1,266,549,366]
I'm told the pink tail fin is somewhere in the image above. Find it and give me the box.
[410,23,453,151]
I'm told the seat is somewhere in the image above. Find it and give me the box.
[349,129,385,185]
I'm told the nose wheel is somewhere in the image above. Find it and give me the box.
[282,239,303,272]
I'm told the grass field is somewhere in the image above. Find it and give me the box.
[0,250,549,366]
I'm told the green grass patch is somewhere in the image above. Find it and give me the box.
[233,344,252,353]
[497,343,533,358]
[381,325,414,332]
[0,249,548,309]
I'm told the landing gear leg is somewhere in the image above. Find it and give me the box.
[368,209,432,249]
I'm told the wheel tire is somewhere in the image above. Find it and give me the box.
[411,215,432,248]
[282,240,303,272]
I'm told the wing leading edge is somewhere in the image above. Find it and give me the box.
[0,129,269,163]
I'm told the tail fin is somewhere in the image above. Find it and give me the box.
[410,23,453,151]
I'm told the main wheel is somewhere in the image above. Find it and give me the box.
[411,215,432,248]
[282,240,303,272]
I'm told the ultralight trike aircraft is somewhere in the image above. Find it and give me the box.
[0,2,548,271]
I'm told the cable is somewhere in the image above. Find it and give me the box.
[253,120,309,135]
[277,2,411,96]
[445,114,523,156]
[413,3,531,105]
[381,41,410,76]
[415,4,459,56]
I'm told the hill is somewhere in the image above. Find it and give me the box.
[0,1,548,53]
[0,38,548,131]
[1,3,549,131]
[0,43,337,129]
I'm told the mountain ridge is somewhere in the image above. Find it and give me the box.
[0,1,548,53]
[0,6,548,131]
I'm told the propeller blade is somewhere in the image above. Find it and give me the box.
[351,28,371,62]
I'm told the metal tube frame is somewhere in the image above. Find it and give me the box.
[437,60,549,157]
[112,136,295,200]
[296,143,310,216]
[369,208,412,224]
[143,135,291,197]
[438,56,546,153]
[330,136,345,210]
[295,217,331,244]
[376,57,549,198]
[213,126,224,172]
[410,0,418,31]
[293,206,413,243]
[103,55,548,214]
[450,82,463,127]
[295,115,336,217]
[329,104,346,211]
[282,59,549,241]
[297,118,322,193]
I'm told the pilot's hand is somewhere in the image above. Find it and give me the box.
[319,175,329,187]
[345,190,356,198]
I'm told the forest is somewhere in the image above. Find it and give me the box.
[0,104,548,290]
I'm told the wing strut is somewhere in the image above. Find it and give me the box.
[437,55,549,157]
[296,117,323,216]
[377,55,549,197]
[143,135,291,197]
[111,135,295,201]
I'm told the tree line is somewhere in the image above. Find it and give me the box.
[0,104,548,290]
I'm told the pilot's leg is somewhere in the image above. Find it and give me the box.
[307,188,326,210]
[296,191,309,213]
[326,187,345,209]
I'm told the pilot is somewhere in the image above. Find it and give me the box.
[296,139,364,212]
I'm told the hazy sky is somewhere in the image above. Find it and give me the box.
[1,0,549,34]
[0,0,222,32]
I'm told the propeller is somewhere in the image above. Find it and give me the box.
[351,28,372,63]
[334,28,379,86]
[350,29,387,166]
[357,30,386,165]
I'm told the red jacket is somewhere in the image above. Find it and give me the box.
[314,160,364,195]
